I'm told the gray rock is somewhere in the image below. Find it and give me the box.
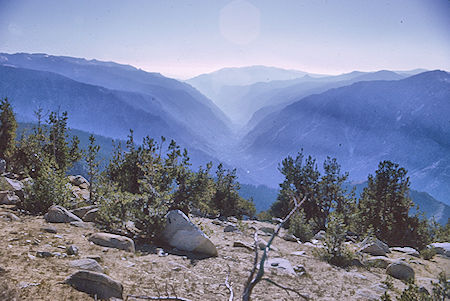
[36,251,53,258]
[290,251,306,256]
[0,159,6,173]
[233,241,254,251]
[71,205,97,218]
[0,191,20,205]
[313,230,326,240]
[161,210,217,257]
[0,176,24,191]
[67,245,79,255]
[65,270,123,300]
[82,208,99,223]
[391,246,420,257]
[257,238,278,251]
[69,175,90,187]
[259,226,275,235]
[429,242,450,257]
[88,233,135,252]
[86,255,102,262]
[212,219,222,225]
[44,205,82,223]
[41,225,57,234]
[69,259,103,273]
[283,233,298,242]
[359,237,390,256]
[386,261,415,281]
[0,211,20,221]
[364,256,395,269]
[70,221,91,228]
[264,258,296,275]
[224,224,239,232]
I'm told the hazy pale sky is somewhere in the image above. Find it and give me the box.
[0,0,449,79]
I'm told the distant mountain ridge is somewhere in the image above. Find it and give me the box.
[240,71,450,205]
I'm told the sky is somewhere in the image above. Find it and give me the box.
[0,0,449,79]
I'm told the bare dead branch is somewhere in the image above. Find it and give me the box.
[225,264,234,301]
[261,278,309,300]
[126,295,192,301]
[242,195,307,301]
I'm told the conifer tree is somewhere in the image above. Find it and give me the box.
[0,98,17,164]
[86,134,100,202]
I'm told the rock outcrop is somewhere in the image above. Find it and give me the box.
[161,210,218,257]
[429,242,450,257]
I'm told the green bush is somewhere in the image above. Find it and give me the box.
[19,158,72,214]
[420,248,437,260]
[319,213,354,267]
[288,209,314,242]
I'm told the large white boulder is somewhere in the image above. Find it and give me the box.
[161,210,218,257]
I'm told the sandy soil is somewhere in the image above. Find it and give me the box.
[0,207,448,301]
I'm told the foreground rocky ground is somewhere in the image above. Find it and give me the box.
[0,204,449,301]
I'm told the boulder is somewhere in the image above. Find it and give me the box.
[390,247,420,258]
[0,192,20,205]
[429,242,450,257]
[65,270,123,299]
[44,205,82,223]
[313,230,326,240]
[283,233,298,242]
[224,224,239,232]
[364,256,395,269]
[0,159,6,173]
[88,233,135,253]
[259,226,275,235]
[161,210,217,257]
[359,237,390,256]
[264,258,296,275]
[0,176,24,191]
[233,241,254,251]
[82,208,99,223]
[69,175,90,187]
[69,259,103,273]
[386,261,415,281]
[71,205,97,218]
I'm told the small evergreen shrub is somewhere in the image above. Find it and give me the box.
[288,209,314,242]
[420,248,436,260]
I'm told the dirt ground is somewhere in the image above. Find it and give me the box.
[0,207,448,301]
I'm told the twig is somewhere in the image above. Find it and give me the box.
[242,195,307,301]
[126,296,192,301]
[261,278,309,300]
[225,265,234,301]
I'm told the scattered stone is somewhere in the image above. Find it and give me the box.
[86,255,102,262]
[264,258,296,275]
[0,211,20,221]
[428,242,450,257]
[82,208,99,222]
[391,246,420,257]
[54,234,63,239]
[41,225,57,234]
[88,232,135,252]
[364,256,395,269]
[290,251,306,256]
[257,238,278,251]
[65,270,123,300]
[282,233,298,242]
[386,261,415,281]
[70,259,103,273]
[67,245,79,255]
[313,230,326,240]
[36,251,53,258]
[212,219,222,225]
[233,241,254,251]
[0,192,20,205]
[259,226,275,235]
[359,236,390,256]
[161,210,217,257]
[44,205,82,223]
[157,248,168,257]
[71,205,97,218]
[27,254,36,260]
[224,224,239,232]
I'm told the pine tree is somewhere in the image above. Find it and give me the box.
[86,134,100,202]
[0,98,17,164]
